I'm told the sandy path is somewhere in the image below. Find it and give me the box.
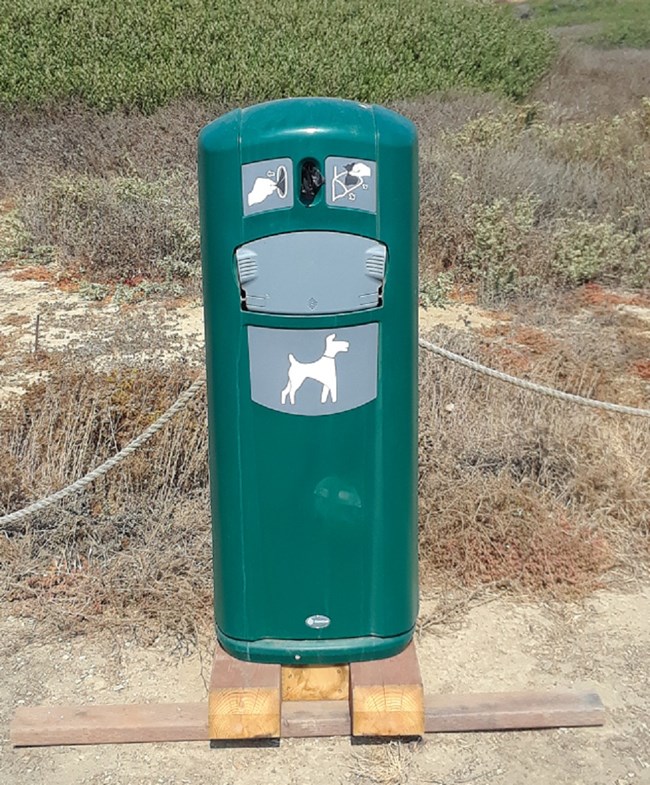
[0,266,206,401]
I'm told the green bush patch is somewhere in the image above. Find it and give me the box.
[530,0,650,49]
[20,174,200,283]
[0,0,555,111]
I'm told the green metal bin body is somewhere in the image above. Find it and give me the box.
[198,98,418,664]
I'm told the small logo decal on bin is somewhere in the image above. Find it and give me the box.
[306,615,331,630]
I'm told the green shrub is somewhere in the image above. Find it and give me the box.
[591,20,650,48]
[0,209,30,264]
[530,0,650,49]
[416,95,650,299]
[552,216,647,286]
[78,282,110,301]
[444,104,539,150]
[464,197,540,303]
[20,174,200,283]
[0,0,555,111]
[533,101,650,169]
[420,271,454,309]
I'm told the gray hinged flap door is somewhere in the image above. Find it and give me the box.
[235,231,386,315]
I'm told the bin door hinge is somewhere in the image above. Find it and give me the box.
[365,245,386,281]
[236,247,259,284]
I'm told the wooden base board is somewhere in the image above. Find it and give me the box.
[350,642,425,737]
[208,643,281,740]
[9,632,606,747]
[425,690,606,732]
[10,691,605,746]
[11,703,207,746]
[282,664,349,702]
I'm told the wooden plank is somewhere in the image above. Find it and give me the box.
[282,700,351,737]
[208,644,281,740]
[282,665,349,702]
[350,642,425,737]
[10,691,604,747]
[285,691,604,735]
[425,690,605,732]
[11,703,207,746]
[10,701,352,746]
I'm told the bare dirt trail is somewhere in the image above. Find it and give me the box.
[2,587,649,785]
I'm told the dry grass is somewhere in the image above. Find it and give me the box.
[409,94,650,299]
[0,100,213,285]
[418,321,649,597]
[2,47,649,295]
[20,173,200,284]
[0,101,218,195]
[1,294,648,641]
[351,742,418,785]
[0,360,212,641]
[532,41,650,119]
[0,334,11,361]
[397,49,650,302]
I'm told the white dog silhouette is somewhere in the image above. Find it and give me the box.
[281,333,350,405]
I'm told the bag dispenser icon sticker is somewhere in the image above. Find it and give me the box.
[241,157,293,215]
[247,164,288,207]
[331,161,372,202]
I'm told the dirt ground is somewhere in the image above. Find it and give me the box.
[0,265,205,400]
[1,587,649,785]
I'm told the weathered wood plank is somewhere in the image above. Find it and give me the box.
[350,642,425,737]
[10,703,207,746]
[283,691,605,736]
[10,690,604,746]
[282,665,349,702]
[281,700,351,736]
[425,690,605,732]
[208,644,281,739]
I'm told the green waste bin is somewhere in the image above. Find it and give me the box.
[198,97,418,664]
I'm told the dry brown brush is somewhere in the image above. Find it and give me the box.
[1,327,648,641]
[3,80,650,297]
[418,325,649,596]
[0,361,212,641]
[410,95,650,301]
[1,56,649,639]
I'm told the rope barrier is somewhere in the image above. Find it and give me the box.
[1,337,648,528]
[0,375,206,528]
[418,338,650,418]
